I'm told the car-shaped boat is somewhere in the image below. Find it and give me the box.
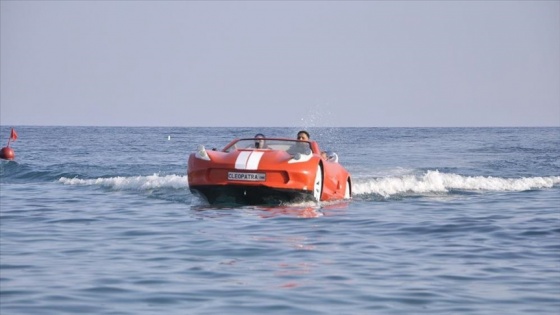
[187,137,352,205]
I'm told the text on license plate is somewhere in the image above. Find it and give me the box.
[228,172,266,181]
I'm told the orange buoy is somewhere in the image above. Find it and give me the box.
[0,147,15,160]
[1,128,18,160]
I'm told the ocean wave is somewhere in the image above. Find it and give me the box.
[352,170,560,198]
[1,161,81,182]
[59,174,188,190]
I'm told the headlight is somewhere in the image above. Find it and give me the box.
[288,151,313,163]
[195,145,211,161]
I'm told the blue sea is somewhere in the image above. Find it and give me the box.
[1,126,559,315]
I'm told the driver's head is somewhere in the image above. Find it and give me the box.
[297,130,310,141]
[254,133,265,148]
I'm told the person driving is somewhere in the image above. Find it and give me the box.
[287,130,311,155]
[254,133,269,149]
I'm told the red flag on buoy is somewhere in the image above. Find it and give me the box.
[5,128,17,147]
[10,128,17,142]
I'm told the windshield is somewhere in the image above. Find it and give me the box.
[224,138,312,154]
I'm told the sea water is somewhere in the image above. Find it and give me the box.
[1,126,559,315]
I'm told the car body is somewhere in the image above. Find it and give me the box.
[187,137,352,205]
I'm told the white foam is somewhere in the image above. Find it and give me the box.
[352,170,560,198]
[58,171,560,199]
[59,174,188,190]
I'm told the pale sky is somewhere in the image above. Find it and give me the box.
[1,1,559,127]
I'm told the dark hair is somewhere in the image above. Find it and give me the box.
[254,133,265,138]
[297,130,310,139]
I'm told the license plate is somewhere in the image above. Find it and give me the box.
[228,172,266,181]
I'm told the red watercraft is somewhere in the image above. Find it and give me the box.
[187,137,352,205]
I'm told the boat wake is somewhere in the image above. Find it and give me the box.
[352,170,560,198]
[59,174,188,190]
[58,170,560,199]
